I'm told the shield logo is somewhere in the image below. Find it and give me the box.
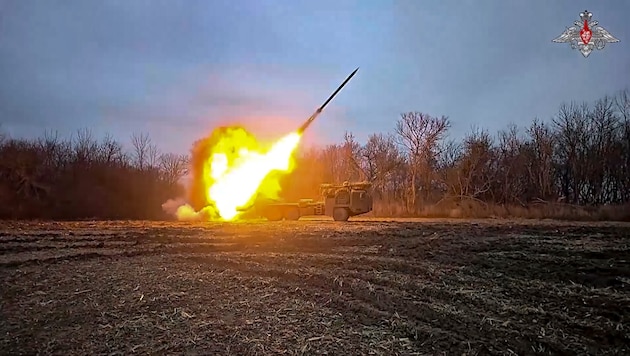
[552,10,619,58]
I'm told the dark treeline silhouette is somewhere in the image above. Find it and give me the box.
[1,89,629,220]
[0,129,188,219]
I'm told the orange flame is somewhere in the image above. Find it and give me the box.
[178,126,301,221]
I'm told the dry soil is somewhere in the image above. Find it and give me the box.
[1,218,629,355]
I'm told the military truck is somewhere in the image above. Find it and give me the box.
[254,181,373,221]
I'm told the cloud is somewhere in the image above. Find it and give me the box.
[4,0,626,156]
[0,0,289,127]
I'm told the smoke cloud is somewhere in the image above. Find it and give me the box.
[161,198,216,221]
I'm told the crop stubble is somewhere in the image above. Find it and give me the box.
[0,219,629,355]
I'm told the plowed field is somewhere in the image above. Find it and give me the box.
[1,219,629,355]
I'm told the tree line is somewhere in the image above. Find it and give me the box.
[280,89,630,220]
[1,89,629,220]
[0,129,188,219]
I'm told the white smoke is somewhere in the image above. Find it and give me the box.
[161,198,187,216]
[161,198,216,221]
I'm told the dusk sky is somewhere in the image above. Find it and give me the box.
[1,0,628,155]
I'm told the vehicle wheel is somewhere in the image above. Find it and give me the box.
[332,207,349,221]
[265,208,283,221]
[284,207,300,221]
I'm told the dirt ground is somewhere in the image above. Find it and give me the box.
[1,218,629,355]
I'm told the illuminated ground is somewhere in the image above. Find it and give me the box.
[1,218,629,355]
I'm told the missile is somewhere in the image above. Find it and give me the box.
[297,67,359,134]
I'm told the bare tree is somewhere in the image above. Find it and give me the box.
[615,88,630,121]
[131,132,152,170]
[72,128,99,165]
[319,144,344,183]
[553,102,590,204]
[494,124,526,204]
[37,130,60,162]
[452,128,496,200]
[316,133,366,184]
[147,143,161,170]
[342,132,366,181]
[159,153,188,186]
[616,89,630,201]
[585,96,620,203]
[362,133,405,201]
[395,112,450,211]
[98,134,125,165]
[526,119,556,202]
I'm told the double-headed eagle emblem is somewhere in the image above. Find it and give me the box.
[552,10,619,57]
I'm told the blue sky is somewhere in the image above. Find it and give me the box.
[0,0,628,155]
